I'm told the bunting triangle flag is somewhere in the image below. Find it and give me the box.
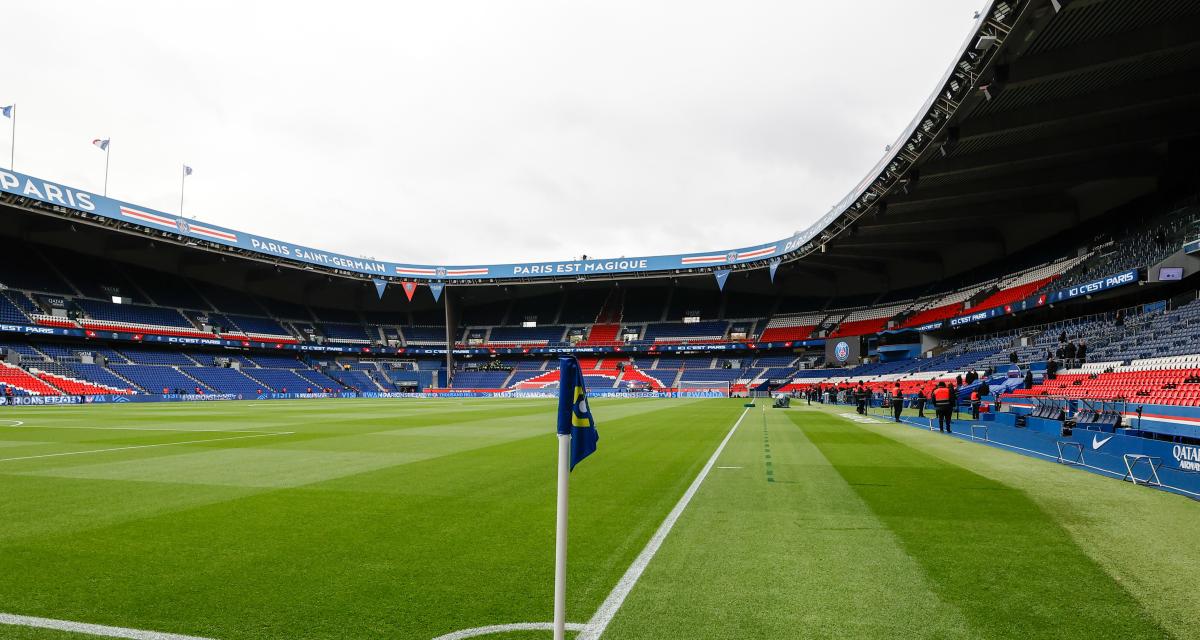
[372,279,387,300]
[402,281,418,302]
[714,269,731,291]
[769,258,782,283]
[430,282,445,302]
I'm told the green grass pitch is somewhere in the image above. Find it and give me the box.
[0,398,1196,639]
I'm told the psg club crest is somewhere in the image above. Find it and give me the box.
[435,267,447,278]
[726,251,738,263]
[834,341,850,362]
[176,218,190,234]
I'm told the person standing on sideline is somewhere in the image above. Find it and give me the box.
[892,383,904,422]
[932,382,953,433]
[915,389,927,418]
[970,389,981,419]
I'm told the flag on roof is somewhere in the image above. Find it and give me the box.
[183,165,193,176]
[0,105,12,118]
[92,138,110,151]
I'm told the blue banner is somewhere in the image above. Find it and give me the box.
[0,321,822,356]
[937,269,1142,330]
[0,167,803,283]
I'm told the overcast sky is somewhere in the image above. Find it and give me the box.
[1,1,980,265]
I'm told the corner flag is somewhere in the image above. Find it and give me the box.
[552,356,599,640]
[557,356,597,469]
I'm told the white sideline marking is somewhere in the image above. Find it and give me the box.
[0,612,215,640]
[0,420,24,427]
[429,407,750,640]
[431,621,586,640]
[0,431,292,463]
[576,407,750,640]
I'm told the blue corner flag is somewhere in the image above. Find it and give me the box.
[557,356,597,470]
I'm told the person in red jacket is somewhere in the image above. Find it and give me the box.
[932,382,953,433]
[891,383,904,422]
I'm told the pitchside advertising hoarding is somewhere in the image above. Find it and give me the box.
[0,168,819,282]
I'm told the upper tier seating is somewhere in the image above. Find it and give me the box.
[226,314,293,338]
[759,311,821,342]
[508,294,561,324]
[0,244,74,294]
[559,290,608,324]
[123,265,212,310]
[644,321,727,342]
[403,326,446,344]
[622,289,666,322]
[488,325,567,344]
[75,299,194,329]
[0,294,31,325]
[321,323,372,343]
[119,348,198,366]
[667,289,721,321]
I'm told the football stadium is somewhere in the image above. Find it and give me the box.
[2,0,1200,638]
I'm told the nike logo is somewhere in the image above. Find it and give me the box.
[1092,435,1114,450]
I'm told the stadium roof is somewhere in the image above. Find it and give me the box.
[2,0,1199,301]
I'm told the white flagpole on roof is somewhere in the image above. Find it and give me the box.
[179,164,187,215]
[103,141,110,197]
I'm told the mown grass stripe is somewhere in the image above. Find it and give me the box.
[792,410,1172,639]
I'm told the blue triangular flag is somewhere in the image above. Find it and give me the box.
[430,282,445,302]
[769,258,781,283]
[714,269,730,291]
[372,278,387,299]
[556,356,598,470]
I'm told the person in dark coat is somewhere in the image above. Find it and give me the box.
[891,383,904,422]
[915,389,927,418]
[1024,369,1034,390]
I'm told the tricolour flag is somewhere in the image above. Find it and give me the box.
[92,138,110,151]
[557,356,597,470]
[0,105,12,118]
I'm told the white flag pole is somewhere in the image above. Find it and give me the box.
[103,142,110,197]
[179,164,187,215]
[552,429,571,640]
